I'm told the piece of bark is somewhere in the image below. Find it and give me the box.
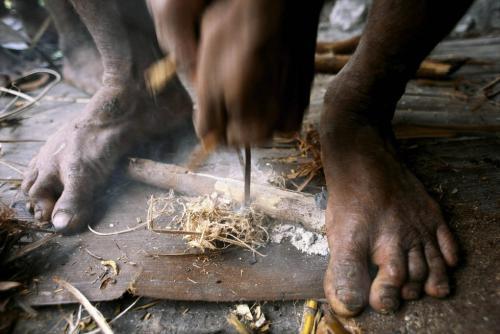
[144,55,176,94]
[126,158,325,233]
[315,54,457,79]
[316,35,361,55]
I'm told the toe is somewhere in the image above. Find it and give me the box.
[22,169,38,195]
[51,189,92,234]
[324,239,370,317]
[33,198,56,222]
[28,177,60,222]
[401,246,427,300]
[437,224,459,267]
[370,242,407,313]
[424,243,450,298]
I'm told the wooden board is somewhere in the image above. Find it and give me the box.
[18,182,327,306]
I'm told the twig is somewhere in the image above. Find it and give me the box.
[87,222,146,236]
[0,20,55,68]
[0,159,25,175]
[481,75,500,92]
[296,172,317,192]
[84,248,104,260]
[217,236,266,257]
[29,17,52,51]
[0,139,45,143]
[53,278,113,334]
[42,95,90,103]
[0,69,61,121]
[131,300,160,311]
[145,251,201,257]
[0,178,23,182]
[4,233,59,264]
[84,297,142,334]
[0,87,37,102]
[150,228,202,236]
[70,305,83,334]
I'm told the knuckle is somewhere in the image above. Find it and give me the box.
[385,262,405,283]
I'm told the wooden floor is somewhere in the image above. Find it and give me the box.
[2,34,499,333]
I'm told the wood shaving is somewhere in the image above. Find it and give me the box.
[230,304,270,333]
[101,260,119,276]
[288,125,323,190]
[146,191,269,256]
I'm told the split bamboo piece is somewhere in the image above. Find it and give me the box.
[126,158,325,233]
[315,54,457,79]
[316,35,361,55]
[300,299,318,334]
[145,55,176,94]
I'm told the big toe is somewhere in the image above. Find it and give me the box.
[324,250,370,317]
[51,190,93,234]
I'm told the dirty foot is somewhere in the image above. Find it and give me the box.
[22,81,191,233]
[320,78,459,316]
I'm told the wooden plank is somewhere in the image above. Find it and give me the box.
[20,182,327,306]
[17,135,500,306]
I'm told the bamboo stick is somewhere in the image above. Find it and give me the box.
[126,158,325,233]
[315,54,457,79]
[316,35,361,55]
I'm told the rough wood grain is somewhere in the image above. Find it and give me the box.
[127,158,325,232]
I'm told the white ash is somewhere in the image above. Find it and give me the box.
[271,224,329,256]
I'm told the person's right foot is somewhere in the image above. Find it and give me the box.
[22,79,192,233]
[320,74,459,316]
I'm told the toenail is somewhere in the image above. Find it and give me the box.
[52,211,74,231]
[436,285,450,296]
[381,297,399,311]
[407,290,419,300]
[336,288,364,311]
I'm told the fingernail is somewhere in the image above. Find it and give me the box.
[52,211,73,231]
[381,297,399,312]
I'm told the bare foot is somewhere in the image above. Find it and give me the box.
[22,80,191,233]
[320,76,459,316]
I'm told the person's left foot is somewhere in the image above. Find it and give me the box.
[22,79,192,233]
